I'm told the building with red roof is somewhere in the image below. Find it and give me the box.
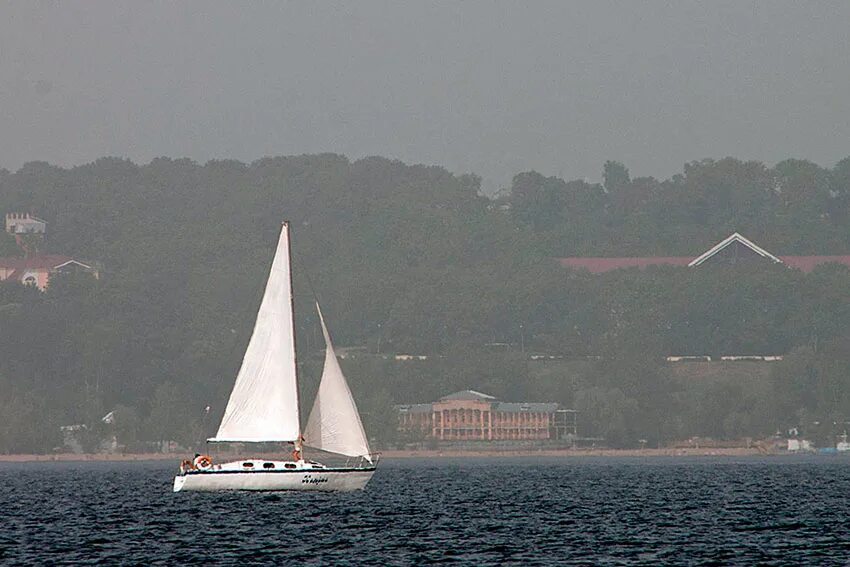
[0,255,99,290]
[558,233,850,274]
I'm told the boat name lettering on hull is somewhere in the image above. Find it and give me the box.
[302,475,329,485]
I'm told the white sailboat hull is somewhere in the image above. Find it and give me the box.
[173,460,375,492]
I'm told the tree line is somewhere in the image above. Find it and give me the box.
[0,154,848,451]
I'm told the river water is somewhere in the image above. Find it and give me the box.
[2,456,849,565]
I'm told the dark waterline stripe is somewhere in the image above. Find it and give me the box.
[182,467,376,476]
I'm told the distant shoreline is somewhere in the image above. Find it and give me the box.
[382,447,773,458]
[0,447,782,463]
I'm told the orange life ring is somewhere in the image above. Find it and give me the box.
[194,455,212,469]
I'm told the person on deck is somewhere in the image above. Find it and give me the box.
[292,436,304,461]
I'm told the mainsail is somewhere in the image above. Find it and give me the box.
[209,223,301,442]
[304,303,371,459]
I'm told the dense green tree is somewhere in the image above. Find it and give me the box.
[0,232,21,257]
[0,153,849,450]
[602,160,630,193]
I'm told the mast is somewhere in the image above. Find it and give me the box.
[284,221,304,455]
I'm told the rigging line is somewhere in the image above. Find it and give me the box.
[289,243,322,308]
[289,243,337,382]
[288,234,328,352]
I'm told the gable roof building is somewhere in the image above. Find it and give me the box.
[0,255,99,290]
[558,232,850,274]
[687,232,783,267]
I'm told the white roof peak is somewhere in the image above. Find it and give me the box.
[467,389,495,399]
[689,232,783,267]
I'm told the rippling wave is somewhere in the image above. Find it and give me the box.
[2,456,849,565]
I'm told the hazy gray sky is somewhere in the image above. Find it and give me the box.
[2,1,849,192]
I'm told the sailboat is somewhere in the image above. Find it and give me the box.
[173,222,377,492]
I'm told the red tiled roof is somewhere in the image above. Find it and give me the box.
[780,256,850,273]
[0,255,76,270]
[557,257,692,273]
[557,255,850,273]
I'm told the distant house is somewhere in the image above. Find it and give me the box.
[395,390,576,443]
[60,411,119,454]
[557,232,850,274]
[5,212,47,236]
[5,212,47,253]
[0,255,99,290]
